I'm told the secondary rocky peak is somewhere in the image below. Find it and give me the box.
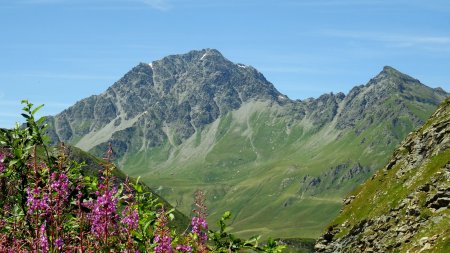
[335,65,448,131]
[369,65,419,85]
[382,65,399,73]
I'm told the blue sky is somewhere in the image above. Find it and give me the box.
[1,0,450,128]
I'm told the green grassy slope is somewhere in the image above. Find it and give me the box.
[117,95,440,239]
[316,97,450,252]
[50,64,447,240]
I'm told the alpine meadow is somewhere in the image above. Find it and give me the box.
[44,49,447,240]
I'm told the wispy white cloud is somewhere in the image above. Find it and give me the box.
[287,0,450,9]
[0,112,20,118]
[11,0,172,11]
[260,66,329,75]
[0,116,22,124]
[0,101,21,107]
[288,0,398,7]
[0,100,70,128]
[26,73,115,80]
[0,72,116,80]
[0,100,71,108]
[321,30,450,51]
[16,0,65,3]
[141,0,171,10]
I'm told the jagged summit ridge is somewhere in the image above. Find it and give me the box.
[44,49,448,155]
[112,48,280,100]
[46,49,283,151]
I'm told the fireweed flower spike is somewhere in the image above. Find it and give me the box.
[54,238,64,250]
[176,244,192,252]
[0,152,5,173]
[82,143,121,248]
[153,208,173,253]
[26,187,50,216]
[85,184,119,240]
[121,206,139,231]
[192,190,208,243]
[50,172,70,202]
[39,222,49,253]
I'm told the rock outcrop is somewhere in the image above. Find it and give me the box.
[316,98,450,252]
[46,49,284,154]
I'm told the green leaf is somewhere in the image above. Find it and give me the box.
[31,104,44,115]
[9,159,19,166]
[143,220,152,233]
[222,211,231,220]
[135,184,143,193]
[36,116,46,126]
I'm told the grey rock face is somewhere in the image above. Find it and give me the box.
[44,50,449,175]
[336,66,446,132]
[303,92,344,127]
[46,49,283,154]
[46,51,448,161]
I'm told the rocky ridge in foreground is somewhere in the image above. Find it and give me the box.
[316,97,450,252]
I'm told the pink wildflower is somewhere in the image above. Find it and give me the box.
[50,172,70,202]
[54,238,64,250]
[26,187,50,216]
[84,184,119,239]
[192,190,208,243]
[191,216,208,242]
[121,206,139,231]
[0,152,5,173]
[153,208,173,253]
[39,222,49,253]
[176,244,192,252]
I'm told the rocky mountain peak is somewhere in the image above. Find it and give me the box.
[381,65,401,74]
[335,66,448,131]
[46,49,284,151]
[369,65,419,86]
[116,49,279,99]
[153,48,226,67]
